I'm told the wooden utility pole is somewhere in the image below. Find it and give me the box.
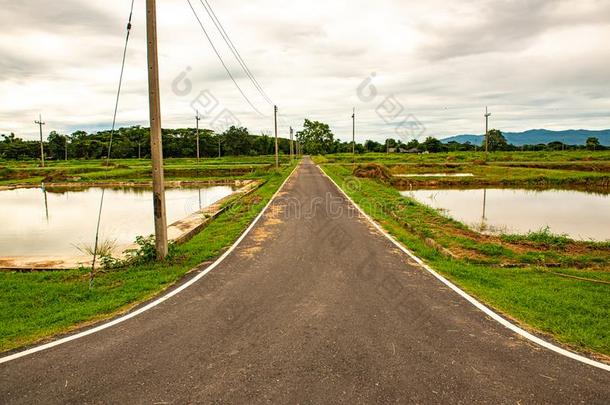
[146,0,168,259]
[35,114,45,167]
[484,106,491,159]
[274,105,279,169]
[289,126,294,163]
[195,109,201,162]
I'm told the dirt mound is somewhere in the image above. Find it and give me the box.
[42,171,69,182]
[352,163,392,181]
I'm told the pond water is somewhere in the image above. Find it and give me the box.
[401,188,610,241]
[0,185,235,256]
[394,173,474,177]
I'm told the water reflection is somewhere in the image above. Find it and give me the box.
[42,183,49,223]
[481,189,487,230]
[0,185,235,256]
[402,188,610,241]
[394,173,474,178]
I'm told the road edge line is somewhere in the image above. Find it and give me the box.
[0,163,300,365]
[318,164,610,372]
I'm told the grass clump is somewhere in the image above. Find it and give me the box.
[502,227,571,248]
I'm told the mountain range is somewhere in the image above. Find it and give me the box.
[440,129,610,146]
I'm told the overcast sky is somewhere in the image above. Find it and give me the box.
[1,0,609,143]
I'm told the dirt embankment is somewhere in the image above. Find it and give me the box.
[352,163,392,182]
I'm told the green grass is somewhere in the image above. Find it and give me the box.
[501,227,572,248]
[320,162,610,356]
[318,150,610,164]
[317,152,610,192]
[0,155,293,185]
[0,163,296,353]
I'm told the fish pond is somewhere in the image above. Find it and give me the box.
[401,188,610,241]
[0,185,236,256]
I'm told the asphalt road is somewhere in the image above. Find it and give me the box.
[1,158,609,404]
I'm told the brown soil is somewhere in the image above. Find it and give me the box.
[353,163,392,181]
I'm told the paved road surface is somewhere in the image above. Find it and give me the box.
[1,158,609,404]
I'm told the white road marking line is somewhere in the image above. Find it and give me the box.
[319,164,610,372]
[0,163,300,365]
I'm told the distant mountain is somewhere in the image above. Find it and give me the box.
[441,129,610,146]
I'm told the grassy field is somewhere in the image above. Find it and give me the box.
[317,152,610,357]
[318,150,610,164]
[318,151,610,191]
[0,155,294,185]
[0,157,296,352]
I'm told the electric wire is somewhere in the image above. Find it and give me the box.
[186,0,266,117]
[90,0,135,286]
[199,0,274,106]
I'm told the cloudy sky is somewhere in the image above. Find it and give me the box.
[1,0,609,143]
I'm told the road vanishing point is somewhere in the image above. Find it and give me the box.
[1,158,609,404]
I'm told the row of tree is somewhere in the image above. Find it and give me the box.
[296,122,606,154]
[1,122,606,160]
[0,126,295,160]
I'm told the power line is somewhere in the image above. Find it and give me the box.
[199,0,273,106]
[186,0,266,117]
[90,0,136,286]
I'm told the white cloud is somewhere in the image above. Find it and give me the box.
[1,0,609,143]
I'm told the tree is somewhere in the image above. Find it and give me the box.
[546,141,565,151]
[0,133,38,159]
[422,136,443,152]
[47,131,67,159]
[253,133,274,155]
[1,133,17,143]
[385,138,397,151]
[485,129,508,151]
[586,137,600,151]
[405,139,420,150]
[364,140,382,152]
[296,119,335,155]
[222,126,252,156]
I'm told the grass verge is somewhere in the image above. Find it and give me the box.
[0,163,295,353]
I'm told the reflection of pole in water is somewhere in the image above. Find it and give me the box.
[41,182,49,222]
[198,188,202,210]
[481,188,487,230]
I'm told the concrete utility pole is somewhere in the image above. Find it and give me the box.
[195,110,201,162]
[274,105,279,169]
[64,135,68,161]
[217,137,222,157]
[146,0,168,259]
[352,107,356,165]
[484,106,491,158]
[35,114,45,167]
[289,126,294,163]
